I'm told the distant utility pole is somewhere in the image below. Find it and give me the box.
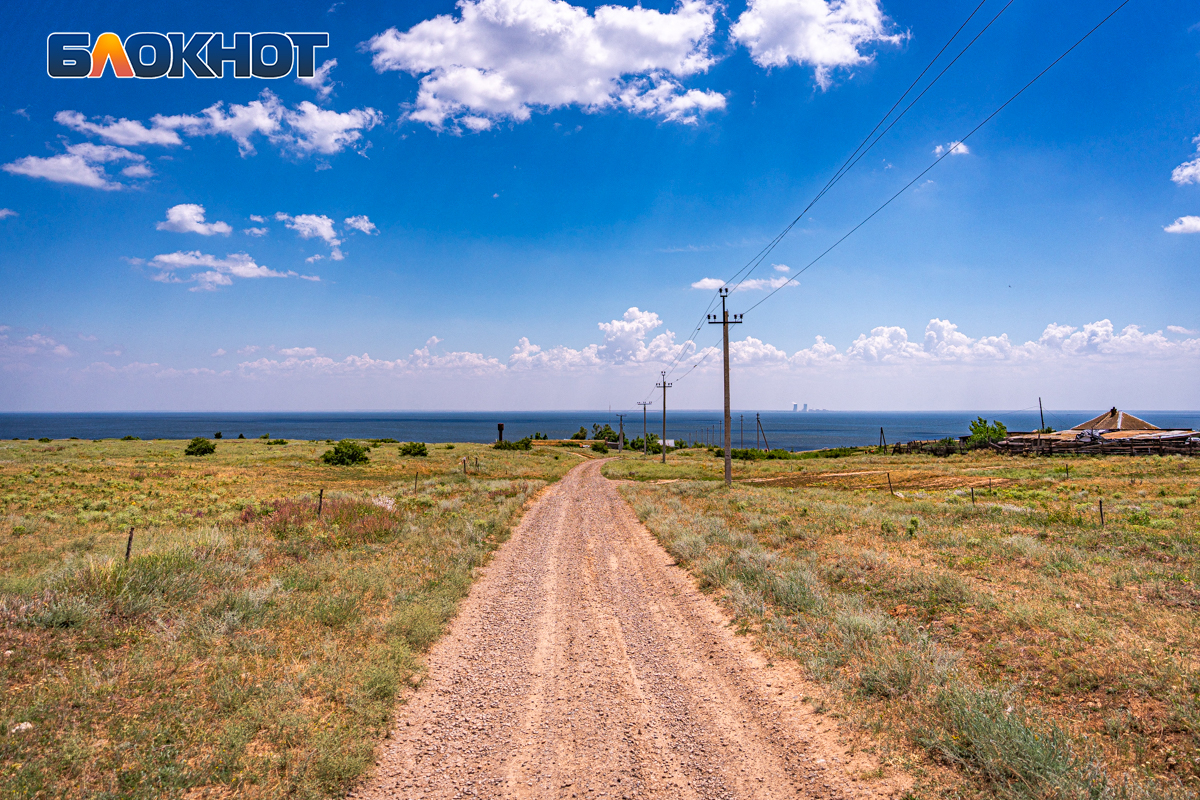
[656,371,672,464]
[616,413,626,453]
[638,401,651,455]
[740,414,744,448]
[707,287,742,487]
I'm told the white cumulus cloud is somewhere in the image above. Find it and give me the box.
[0,209,16,220]
[344,215,378,235]
[285,102,384,155]
[367,0,725,130]
[2,143,149,190]
[54,110,183,146]
[156,204,232,236]
[1164,215,1200,234]
[731,0,902,88]
[934,140,969,157]
[147,250,318,292]
[275,212,344,259]
[1171,135,1200,185]
[59,91,383,160]
[297,58,338,101]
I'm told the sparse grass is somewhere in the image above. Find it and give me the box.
[612,449,1200,798]
[0,438,572,798]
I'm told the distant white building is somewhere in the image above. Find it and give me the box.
[792,403,797,411]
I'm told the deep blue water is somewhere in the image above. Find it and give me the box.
[2,410,1198,451]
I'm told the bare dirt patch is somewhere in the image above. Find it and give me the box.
[742,469,1014,492]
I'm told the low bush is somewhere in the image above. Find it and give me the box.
[399,441,429,457]
[726,448,797,460]
[184,437,216,457]
[494,437,532,451]
[266,439,288,446]
[591,441,609,453]
[38,437,51,443]
[321,440,370,466]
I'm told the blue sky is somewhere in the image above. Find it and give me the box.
[1,0,1198,411]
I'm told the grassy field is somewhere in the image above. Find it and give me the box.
[608,447,1200,799]
[0,437,578,799]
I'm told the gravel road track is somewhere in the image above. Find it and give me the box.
[352,459,909,800]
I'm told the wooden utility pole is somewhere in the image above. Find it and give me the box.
[708,287,742,487]
[1039,397,1045,432]
[756,413,770,450]
[616,413,626,453]
[656,372,672,464]
[638,401,651,455]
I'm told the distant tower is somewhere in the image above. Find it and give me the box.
[803,403,808,412]
[792,402,798,412]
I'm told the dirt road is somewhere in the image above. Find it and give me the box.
[353,460,907,800]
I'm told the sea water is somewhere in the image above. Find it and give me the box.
[3,410,1198,451]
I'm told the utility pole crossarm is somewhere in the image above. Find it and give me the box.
[707,287,743,487]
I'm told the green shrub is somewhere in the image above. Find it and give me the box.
[184,437,217,457]
[591,441,609,453]
[38,437,51,443]
[369,438,399,445]
[266,439,288,446]
[967,417,1008,446]
[570,426,588,440]
[321,440,370,466]
[258,433,269,439]
[237,433,245,439]
[591,423,620,442]
[214,432,223,439]
[494,437,532,451]
[399,441,429,457]
[121,435,139,441]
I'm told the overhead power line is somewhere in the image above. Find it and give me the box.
[728,0,1013,294]
[743,0,1133,316]
[648,0,1007,394]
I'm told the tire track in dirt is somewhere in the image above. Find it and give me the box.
[353,460,909,800]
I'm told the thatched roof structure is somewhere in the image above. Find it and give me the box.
[1071,408,1159,432]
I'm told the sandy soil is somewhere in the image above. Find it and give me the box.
[352,460,910,800]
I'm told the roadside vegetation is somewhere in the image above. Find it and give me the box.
[0,438,573,799]
[608,448,1200,799]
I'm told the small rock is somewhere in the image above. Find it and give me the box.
[10,722,33,734]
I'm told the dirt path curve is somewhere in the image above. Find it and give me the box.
[353,460,909,800]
